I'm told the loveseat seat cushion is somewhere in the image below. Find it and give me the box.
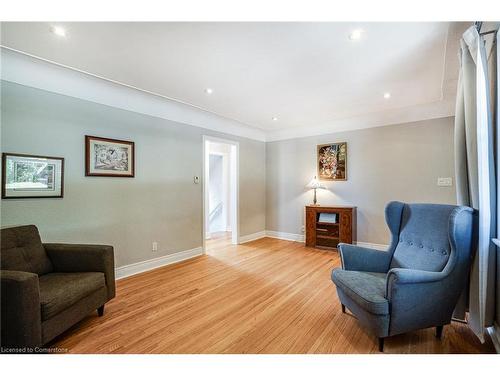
[331,269,389,315]
[39,272,105,321]
[0,225,53,275]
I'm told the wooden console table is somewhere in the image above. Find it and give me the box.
[305,205,356,249]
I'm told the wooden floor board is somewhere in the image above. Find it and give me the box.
[50,234,495,354]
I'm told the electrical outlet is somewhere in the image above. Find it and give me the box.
[301,225,305,233]
[437,177,453,187]
[152,242,158,252]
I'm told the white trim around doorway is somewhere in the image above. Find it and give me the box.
[202,135,240,253]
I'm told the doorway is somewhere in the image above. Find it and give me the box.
[203,136,239,252]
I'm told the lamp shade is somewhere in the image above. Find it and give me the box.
[306,176,326,190]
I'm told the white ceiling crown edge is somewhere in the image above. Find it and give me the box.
[0,47,267,142]
[265,99,455,142]
[1,47,455,143]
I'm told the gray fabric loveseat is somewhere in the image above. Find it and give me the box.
[1,225,115,349]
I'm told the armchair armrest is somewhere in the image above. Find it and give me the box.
[44,243,115,299]
[385,268,456,332]
[1,270,42,348]
[386,268,448,302]
[338,243,392,273]
[386,268,447,285]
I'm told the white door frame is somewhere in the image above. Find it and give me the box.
[202,135,240,253]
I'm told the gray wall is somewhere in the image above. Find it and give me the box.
[0,81,266,267]
[266,117,457,245]
[0,81,457,264]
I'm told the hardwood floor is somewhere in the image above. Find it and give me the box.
[50,236,495,354]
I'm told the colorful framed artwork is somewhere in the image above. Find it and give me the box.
[85,135,135,177]
[317,142,347,181]
[2,153,64,199]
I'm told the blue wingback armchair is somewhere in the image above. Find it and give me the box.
[331,201,474,352]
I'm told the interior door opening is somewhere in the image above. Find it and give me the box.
[203,136,239,252]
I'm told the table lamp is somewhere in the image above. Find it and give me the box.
[306,176,326,205]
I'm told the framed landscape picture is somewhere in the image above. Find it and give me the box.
[2,153,64,199]
[317,142,347,181]
[85,136,135,177]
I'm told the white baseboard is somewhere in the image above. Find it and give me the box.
[487,323,500,353]
[115,247,203,280]
[259,231,388,250]
[265,230,305,242]
[261,230,388,250]
[355,241,388,251]
[239,231,267,244]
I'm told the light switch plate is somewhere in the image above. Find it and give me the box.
[437,177,453,187]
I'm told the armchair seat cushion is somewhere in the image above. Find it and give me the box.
[331,269,389,315]
[39,272,105,321]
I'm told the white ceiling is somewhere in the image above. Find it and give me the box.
[0,22,467,140]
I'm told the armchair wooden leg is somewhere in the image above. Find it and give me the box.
[436,325,443,339]
[378,338,384,352]
[97,305,105,317]
[341,304,346,313]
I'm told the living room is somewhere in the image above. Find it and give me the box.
[1,0,499,373]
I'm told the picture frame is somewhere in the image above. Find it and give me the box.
[85,135,135,177]
[317,142,347,181]
[1,153,65,199]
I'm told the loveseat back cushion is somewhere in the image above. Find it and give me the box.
[390,204,455,272]
[0,225,53,275]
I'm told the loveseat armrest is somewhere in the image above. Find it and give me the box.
[338,243,392,273]
[1,270,42,349]
[44,243,115,299]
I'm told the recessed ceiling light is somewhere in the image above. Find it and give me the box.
[349,29,364,41]
[272,117,278,121]
[383,92,391,99]
[205,88,213,95]
[50,25,67,37]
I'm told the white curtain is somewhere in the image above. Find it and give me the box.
[454,25,498,342]
[496,28,500,338]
